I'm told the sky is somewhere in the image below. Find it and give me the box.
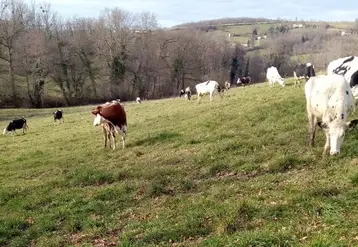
[24,0,358,28]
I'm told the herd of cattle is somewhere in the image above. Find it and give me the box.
[3,55,358,155]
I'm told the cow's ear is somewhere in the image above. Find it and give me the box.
[348,119,358,130]
[317,121,329,130]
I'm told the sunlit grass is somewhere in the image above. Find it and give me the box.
[2,79,358,246]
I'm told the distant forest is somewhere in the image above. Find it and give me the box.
[0,0,357,108]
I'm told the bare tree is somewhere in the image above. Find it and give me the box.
[0,0,29,106]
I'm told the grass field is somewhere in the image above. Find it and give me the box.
[3,79,358,246]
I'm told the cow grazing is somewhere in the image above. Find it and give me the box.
[266,66,285,87]
[53,110,64,123]
[327,56,358,99]
[305,74,358,156]
[3,117,28,135]
[136,97,141,104]
[293,63,316,87]
[179,86,192,100]
[237,76,251,88]
[92,101,127,149]
[195,80,222,102]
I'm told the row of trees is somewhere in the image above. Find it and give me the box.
[0,0,357,108]
[0,0,253,107]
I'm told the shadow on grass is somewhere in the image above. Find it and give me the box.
[131,131,181,146]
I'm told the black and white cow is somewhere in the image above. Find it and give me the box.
[3,117,28,135]
[237,76,251,88]
[293,63,316,87]
[179,86,192,100]
[327,56,358,99]
[53,110,63,123]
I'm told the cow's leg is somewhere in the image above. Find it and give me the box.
[107,132,112,149]
[102,127,108,148]
[210,91,214,101]
[121,125,127,149]
[269,80,273,88]
[111,131,116,150]
[308,113,317,147]
[122,130,126,149]
[323,132,330,156]
[197,93,201,103]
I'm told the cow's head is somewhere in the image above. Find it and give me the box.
[93,114,105,126]
[318,119,358,155]
[278,77,285,87]
[92,106,104,126]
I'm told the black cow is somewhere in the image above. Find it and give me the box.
[3,117,28,135]
[53,110,64,123]
[293,63,316,87]
[237,76,251,88]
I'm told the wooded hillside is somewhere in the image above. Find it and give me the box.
[0,0,357,108]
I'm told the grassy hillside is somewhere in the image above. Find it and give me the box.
[212,21,355,45]
[2,79,358,246]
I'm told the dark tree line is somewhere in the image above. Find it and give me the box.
[0,0,357,108]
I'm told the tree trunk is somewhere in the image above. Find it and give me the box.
[26,74,35,107]
[8,52,19,107]
[88,67,98,98]
[181,72,185,90]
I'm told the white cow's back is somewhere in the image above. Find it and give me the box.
[266,66,281,80]
[196,80,219,94]
[327,56,358,82]
[305,74,354,120]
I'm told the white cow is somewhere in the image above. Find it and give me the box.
[136,97,141,103]
[305,74,358,156]
[195,80,222,102]
[327,56,358,99]
[266,66,285,87]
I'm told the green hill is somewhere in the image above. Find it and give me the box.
[2,79,358,246]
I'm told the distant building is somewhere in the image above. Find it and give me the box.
[292,24,304,28]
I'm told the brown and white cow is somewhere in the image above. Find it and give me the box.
[92,101,127,149]
[305,74,358,156]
